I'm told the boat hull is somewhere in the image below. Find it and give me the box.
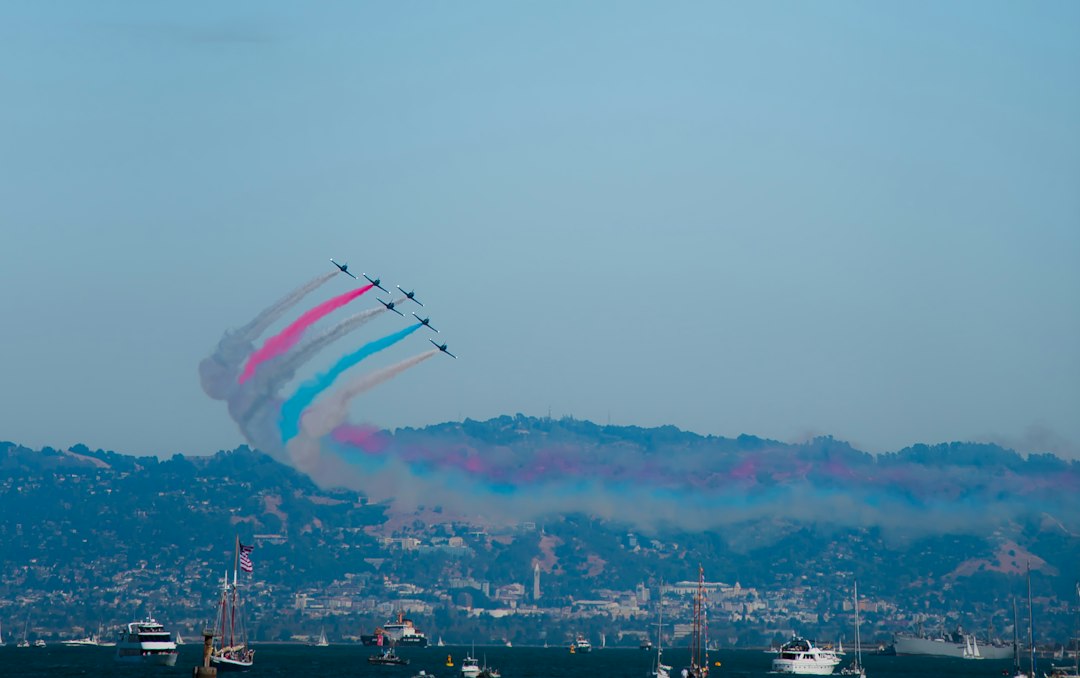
[893,635,1012,659]
[770,657,837,675]
[115,649,179,666]
[363,634,428,647]
[211,656,254,672]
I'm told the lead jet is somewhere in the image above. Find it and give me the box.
[330,258,357,279]
[429,339,457,359]
[377,298,404,316]
[396,285,424,307]
[362,273,389,293]
[412,313,439,333]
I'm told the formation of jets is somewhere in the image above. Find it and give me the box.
[331,256,456,358]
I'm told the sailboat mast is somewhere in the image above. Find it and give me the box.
[1027,563,1035,676]
[233,534,240,588]
[854,581,861,667]
[1013,597,1021,674]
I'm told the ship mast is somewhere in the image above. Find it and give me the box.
[1027,562,1035,677]
[231,535,240,650]
[689,564,708,678]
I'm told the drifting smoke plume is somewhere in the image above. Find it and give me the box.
[238,284,373,384]
[203,274,1080,538]
[338,424,1080,534]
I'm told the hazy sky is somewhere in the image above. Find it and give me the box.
[1,2,1077,459]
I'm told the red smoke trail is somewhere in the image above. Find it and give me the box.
[238,284,373,384]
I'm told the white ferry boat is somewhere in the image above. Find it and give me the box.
[114,617,178,666]
[573,635,593,653]
[771,636,841,675]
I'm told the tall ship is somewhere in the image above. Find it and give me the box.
[210,537,256,672]
[362,612,429,647]
[684,565,710,678]
[893,627,1012,659]
[114,617,179,666]
[771,636,841,675]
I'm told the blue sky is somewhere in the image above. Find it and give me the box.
[1,2,1077,458]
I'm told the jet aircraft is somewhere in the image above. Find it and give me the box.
[330,258,357,279]
[429,339,457,359]
[362,273,389,293]
[377,298,404,316]
[396,286,424,306]
[412,313,439,333]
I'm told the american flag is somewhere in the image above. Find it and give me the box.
[239,543,254,574]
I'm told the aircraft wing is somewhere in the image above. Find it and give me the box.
[390,307,404,316]
[343,270,357,278]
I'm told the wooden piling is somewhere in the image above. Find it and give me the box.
[192,628,217,677]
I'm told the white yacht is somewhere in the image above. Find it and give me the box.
[61,634,99,646]
[461,655,481,678]
[771,636,841,675]
[114,617,178,666]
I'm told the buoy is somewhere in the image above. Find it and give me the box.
[446,654,454,667]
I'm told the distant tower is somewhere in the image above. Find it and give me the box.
[533,562,541,601]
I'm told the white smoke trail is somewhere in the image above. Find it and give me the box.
[238,270,338,340]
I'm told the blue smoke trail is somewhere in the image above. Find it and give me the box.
[278,324,420,443]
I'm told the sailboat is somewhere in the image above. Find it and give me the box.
[17,620,30,648]
[1043,582,1080,678]
[1008,598,1028,678]
[175,631,185,646]
[840,581,866,676]
[210,537,255,672]
[1029,564,1038,678]
[0,620,4,647]
[97,624,116,647]
[316,628,329,647]
[651,583,672,678]
[962,634,984,660]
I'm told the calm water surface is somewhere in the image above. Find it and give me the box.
[0,644,1028,678]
